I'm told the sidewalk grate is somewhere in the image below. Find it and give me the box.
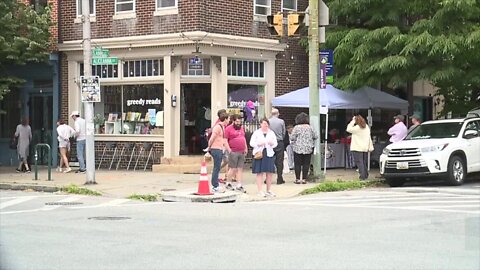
[45,202,83,205]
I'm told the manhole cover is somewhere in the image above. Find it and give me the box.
[45,202,83,205]
[88,216,131,221]
[161,188,176,192]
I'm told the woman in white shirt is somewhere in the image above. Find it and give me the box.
[249,118,278,197]
[56,119,76,173]
[346,114,374,180]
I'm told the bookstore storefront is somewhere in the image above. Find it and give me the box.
[61,33,281,168]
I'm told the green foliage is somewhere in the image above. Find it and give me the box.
[300,180,386,195]
[127,193,161,202]
[0,0,52,100]
[320,0,480,115]
[60,184,102,196]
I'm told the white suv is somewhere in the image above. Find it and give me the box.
[380,116,480,187]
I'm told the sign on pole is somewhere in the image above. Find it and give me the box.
[92,47,118,65]
[319,49,334,83]
[80,76,101,102]
[92,57,118,65]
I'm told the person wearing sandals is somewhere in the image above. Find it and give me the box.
[250,118,278,197]
[346,114,374,180]
[290,113,318,184]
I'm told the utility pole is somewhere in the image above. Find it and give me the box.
[82,0,96,184]
[308,0,323,180]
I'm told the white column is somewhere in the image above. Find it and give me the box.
[210,56,228,125]
[163,56,173,158]
[68,60,81,126]
[264,58,276,118]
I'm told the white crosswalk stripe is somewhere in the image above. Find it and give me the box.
[257,190,480,214]
[0,194,136,215]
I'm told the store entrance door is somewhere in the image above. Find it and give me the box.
[29,93,53,164]
[180,83,211,155]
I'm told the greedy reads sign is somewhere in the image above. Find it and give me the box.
[126,98,162,107]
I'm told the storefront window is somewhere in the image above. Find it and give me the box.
[94,84,164,135]
[227,84,265,122]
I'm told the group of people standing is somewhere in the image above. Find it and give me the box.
[11,111,86,174]
[55,111,86,173]
[347,113,421,180]
[205,108,318,197]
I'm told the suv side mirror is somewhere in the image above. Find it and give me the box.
[463,129,479,139]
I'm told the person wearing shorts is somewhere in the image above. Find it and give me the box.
[224,114,248,192]
[56,119,76,173]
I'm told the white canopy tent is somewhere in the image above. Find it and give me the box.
[272,85,366,174]
[272,85,409,173]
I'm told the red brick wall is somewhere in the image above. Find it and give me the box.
[60,0,308,41]
[60,53,69,121]
[49,0,59,51]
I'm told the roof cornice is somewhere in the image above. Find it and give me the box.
[58,31,286,52]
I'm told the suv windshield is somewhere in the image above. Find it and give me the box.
[405,122,463,140]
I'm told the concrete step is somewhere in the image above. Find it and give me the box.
[161,155,206,165]
[152,163,214,174]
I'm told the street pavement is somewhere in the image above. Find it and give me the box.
[0,165,368,201]
[1,188,479,270]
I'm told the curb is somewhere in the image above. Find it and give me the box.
[0,183,59,193]
[162,190,238,203]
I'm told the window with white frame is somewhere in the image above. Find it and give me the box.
[80,63,118,79]
[227,59,265,78]
[123,59,164,77]
[77,0,95,16]
[254,0,271,16]
[116,0,135,13]
[157,0,176,9]
[282,0,297,11]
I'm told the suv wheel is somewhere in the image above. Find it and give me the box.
[446,156,466,186]
[385,178,405,187]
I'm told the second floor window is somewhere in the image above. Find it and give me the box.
[77,0,96,16]
[116,0,135,13]
[254,0,271,16]
[282,0,297,11]
[157,0,176,9]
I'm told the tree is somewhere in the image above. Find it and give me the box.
[0,0,51,100]
[322,0,480,116]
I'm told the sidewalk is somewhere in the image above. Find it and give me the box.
[0,166,382,202]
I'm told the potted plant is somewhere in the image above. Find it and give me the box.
[94,114,105,134]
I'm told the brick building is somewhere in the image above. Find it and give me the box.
[57,0,309,165]
[0,0,60,167]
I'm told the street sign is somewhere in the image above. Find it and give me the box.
[319,50,334,83]
[92,57,118,65]
[80,76,101,102]
[92,48,109,57]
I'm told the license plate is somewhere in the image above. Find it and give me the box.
[396,162,409,170]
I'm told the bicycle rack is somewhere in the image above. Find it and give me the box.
[34,143,52,181]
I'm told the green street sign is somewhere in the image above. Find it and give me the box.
[92,57,118,65]
[92,48,110,58]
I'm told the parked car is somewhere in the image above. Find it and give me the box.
[380,115,480,187]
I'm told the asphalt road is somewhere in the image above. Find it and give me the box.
[1,185,479,270]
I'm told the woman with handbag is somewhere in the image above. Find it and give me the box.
[346,114,374,180]
[14,117,32,173]
[290,113,318,184]
[249,118,277,197]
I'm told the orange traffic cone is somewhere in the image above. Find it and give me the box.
[194,161,213,195]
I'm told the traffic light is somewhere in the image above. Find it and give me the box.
[287,13,305,36]
[267,13,283,36]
